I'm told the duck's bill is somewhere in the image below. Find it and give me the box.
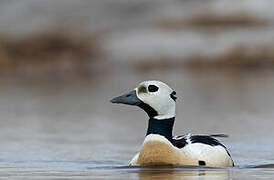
[110,90,142,106]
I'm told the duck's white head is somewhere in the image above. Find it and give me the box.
[111,80,177,120]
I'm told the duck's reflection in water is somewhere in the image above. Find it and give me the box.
[136,167,230,180]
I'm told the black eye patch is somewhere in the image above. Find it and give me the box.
[148,85,159,92]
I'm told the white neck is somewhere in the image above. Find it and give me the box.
[154,114,176,120]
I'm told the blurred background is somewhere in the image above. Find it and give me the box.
[1,0,274,179]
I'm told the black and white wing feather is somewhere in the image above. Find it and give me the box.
[172,134,228,149]
[172,135,188,148]
[172,133,234,166]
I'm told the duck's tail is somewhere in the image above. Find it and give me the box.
[209,134,229,138]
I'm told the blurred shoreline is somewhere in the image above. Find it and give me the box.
[1,0,274,80]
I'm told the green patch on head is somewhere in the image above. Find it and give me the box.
[138,85,147,94]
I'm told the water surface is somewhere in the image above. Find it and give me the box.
[0,67,274,179]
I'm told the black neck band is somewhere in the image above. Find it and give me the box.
[146,117,175,142]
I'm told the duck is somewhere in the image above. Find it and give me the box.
[110,80,234,167]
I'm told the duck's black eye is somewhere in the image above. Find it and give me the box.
[148,85,159,92]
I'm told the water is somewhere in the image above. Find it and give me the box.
[0,66,274,179]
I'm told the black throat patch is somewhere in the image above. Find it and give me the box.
[138,102,158,118]
[146,117,175,142]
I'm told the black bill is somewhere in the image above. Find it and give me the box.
[110,90,142,106]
